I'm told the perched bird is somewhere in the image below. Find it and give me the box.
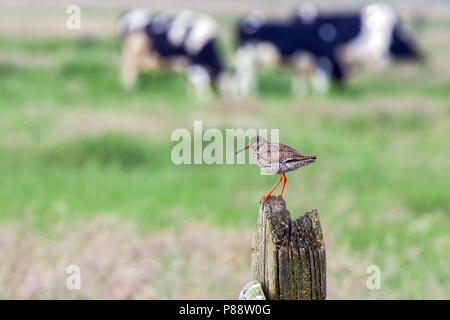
[235,136,316,204]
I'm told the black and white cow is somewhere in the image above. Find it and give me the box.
[234,3,422,95]
[118,9,225,98]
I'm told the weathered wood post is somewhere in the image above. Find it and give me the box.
[251,195,326,300]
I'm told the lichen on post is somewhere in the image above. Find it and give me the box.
[251,195,326,300]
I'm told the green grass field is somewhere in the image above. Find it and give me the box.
[0,2,449,299]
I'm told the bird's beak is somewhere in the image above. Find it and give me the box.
[235,145,250,154]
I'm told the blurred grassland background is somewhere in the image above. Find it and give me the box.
[0,0,449,299]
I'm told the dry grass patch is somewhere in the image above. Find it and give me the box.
[0,216,395,299]
[55,109,174,140]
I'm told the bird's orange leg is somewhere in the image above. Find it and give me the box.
[280,173,287,196]
[260,173,283,204]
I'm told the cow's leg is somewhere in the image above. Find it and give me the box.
[120,31,160,90]
[292,51,316,96]
[191,39,224,97]
[311,68,330,93]
[186,65,212,101]
[121,47,139,90]
[120,32,151,90]
[313,54,343,92]
[233,46,258,97]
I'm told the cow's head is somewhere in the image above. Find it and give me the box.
[389,24,424,62]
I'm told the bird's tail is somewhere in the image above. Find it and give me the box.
[302,155,317,162]
[286,155,316,165]
[302,155,317,166]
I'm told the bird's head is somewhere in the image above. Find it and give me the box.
[235,136,267,154]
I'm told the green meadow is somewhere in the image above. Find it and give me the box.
[0,3,448,299]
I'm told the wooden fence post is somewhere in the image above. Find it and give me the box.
[251,195,326,300]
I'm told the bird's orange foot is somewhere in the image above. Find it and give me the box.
[260,194,270,204]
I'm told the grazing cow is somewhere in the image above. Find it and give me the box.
[118,9,226,98]
[234,3,422,95]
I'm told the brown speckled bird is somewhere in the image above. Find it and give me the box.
[235,136,316,204]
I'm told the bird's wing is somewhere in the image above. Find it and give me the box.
[277,144,315,163]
